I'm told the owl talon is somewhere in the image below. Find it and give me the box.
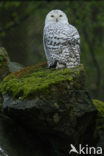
[56,62,65,69]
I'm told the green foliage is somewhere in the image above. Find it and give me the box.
[0,2,21,8]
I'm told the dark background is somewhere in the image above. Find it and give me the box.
[0,1,104,100]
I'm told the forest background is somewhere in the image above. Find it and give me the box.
[0,1,104,100]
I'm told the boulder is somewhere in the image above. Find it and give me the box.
[0,64,97,155]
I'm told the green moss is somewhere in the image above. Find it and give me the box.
[0,64,84,99]
[93,99,104,117]
[93,99,104,130]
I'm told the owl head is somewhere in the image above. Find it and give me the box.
[45,10,69,25]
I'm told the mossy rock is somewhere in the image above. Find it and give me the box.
[0,63,97,151]
[93,99,104,148]
[93,99,104,130]
[0,47,24,81]
[93,99,104,117]
[0,64,85,99]
[0,47,9,80]
[0,47,8,64]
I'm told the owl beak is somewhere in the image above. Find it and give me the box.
[56,18,58,22]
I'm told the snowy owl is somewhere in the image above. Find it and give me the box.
[43,9,80,69]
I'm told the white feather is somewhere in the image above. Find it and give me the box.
[43,9,80,68]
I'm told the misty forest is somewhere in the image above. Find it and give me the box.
[0,1,104,156]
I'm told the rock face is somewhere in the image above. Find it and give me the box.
[0,114,56,156]
[0,64,97,155]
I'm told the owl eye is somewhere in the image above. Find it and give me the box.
[51,15,54,18]
[59,15,63,17]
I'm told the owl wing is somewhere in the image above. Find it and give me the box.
[67,24,80,63]
[67,24,80,49]
[43,27,55,68]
